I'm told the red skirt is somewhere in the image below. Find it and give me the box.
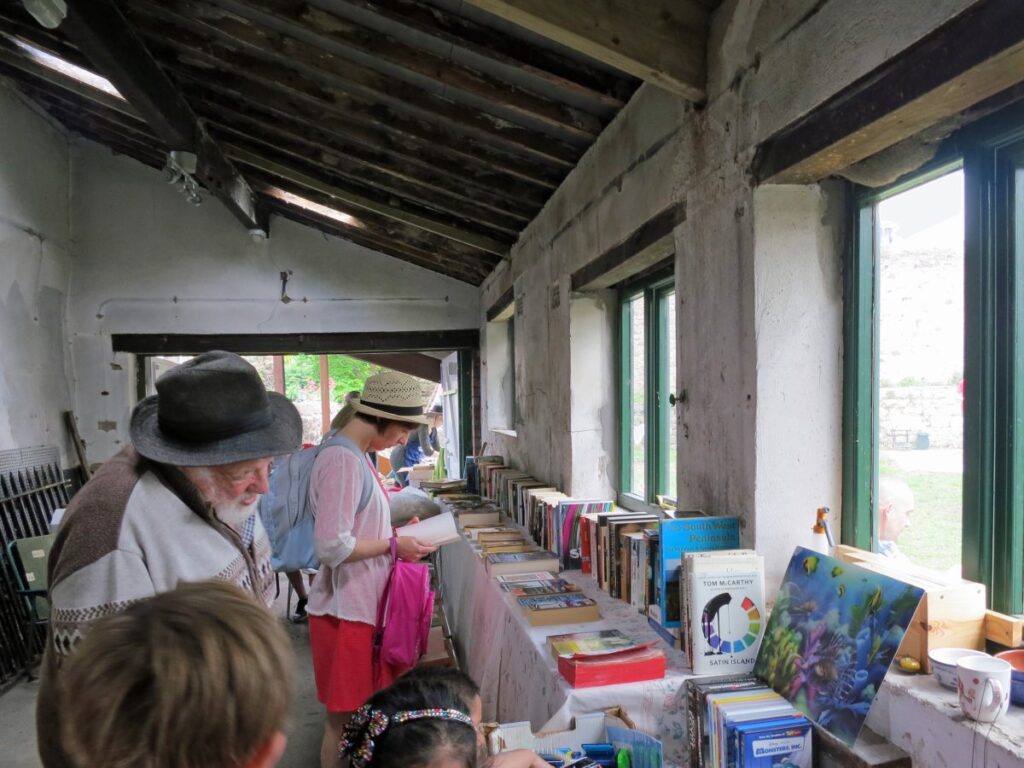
[308,615,401,712]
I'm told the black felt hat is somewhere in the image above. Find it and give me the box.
[130,351,302,466]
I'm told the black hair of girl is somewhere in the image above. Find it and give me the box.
[344,675,477,768]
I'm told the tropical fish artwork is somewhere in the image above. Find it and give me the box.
[753,547,924,746]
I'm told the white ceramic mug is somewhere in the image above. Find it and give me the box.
[957,655,1011,723]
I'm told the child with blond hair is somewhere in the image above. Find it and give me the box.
[59,580,294,768]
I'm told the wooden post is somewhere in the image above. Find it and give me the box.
[272,355,285,394]
[319,355,330,436]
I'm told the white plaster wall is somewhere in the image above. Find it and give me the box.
[752,183,845,592]
[567,290,617,498]
[0,87,75,467]
[68,140,479,461]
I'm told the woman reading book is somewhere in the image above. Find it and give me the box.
[307,371,437,768]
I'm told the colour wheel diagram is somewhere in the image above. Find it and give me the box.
[700,592,762,654]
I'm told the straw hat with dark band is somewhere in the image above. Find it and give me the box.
[349,371,429,425]
[130,350,303,466]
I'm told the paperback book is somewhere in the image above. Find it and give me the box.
[655,516,741,629]
[485,550,560,576]
[499,577,581,596]
[556,644,666,688]
[682,550,765,675]
[547,628,641,659]
[517,593,600,626]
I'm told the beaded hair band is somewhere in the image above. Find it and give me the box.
[339,704,476,767]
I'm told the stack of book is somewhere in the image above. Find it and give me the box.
[495,572,600,626]
[681,550,765,675]
[684,675,812,768]
[546,629,667,688]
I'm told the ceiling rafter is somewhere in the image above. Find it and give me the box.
[0,0,643,285]
[233,146,507,255]
[322,0,635,111]
[205,0,605,141]
[140,29,567,189]
[122,0,584,167]
[461,0,709,101]
[60,0,268,233]
[209,124,525,236]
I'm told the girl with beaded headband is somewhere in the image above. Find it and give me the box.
[339,673,478,768]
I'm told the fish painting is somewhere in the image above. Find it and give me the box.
[754,546,924,746]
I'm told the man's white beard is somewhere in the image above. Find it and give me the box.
[212,498,255,530]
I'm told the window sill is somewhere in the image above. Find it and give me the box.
[490,428,518,438]
[868,670,1024,765]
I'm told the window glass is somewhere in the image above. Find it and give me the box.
[629,294,647,498]
[661,289,677,500]
[875,170,964,573]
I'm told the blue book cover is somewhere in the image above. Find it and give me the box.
[737,719,812,768]
[723,710,802,768]
[657,517,740,628]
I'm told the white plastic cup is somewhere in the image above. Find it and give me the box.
[957,655,1011,723]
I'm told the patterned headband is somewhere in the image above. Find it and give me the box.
[339,704,476,767]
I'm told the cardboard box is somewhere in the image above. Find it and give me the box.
[833,545,986,672]
[483,707,662,765]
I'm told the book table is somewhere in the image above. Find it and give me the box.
[436,531,693,766]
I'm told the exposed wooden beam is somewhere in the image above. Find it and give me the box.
[571,202,685,291]
[141,29,565,190]
[326,0,635,111]
[60,0,267,233]
[232,147,508,256]
[210,125,524,237]
[753,0,1024,184]
[175,70,557,200]
[112,330,481,355]
[206,0,604,143]
[124,0,582,167]
[349,353,442,383]
[461,0,708,102]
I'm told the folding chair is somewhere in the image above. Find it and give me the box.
[6,533,55,681]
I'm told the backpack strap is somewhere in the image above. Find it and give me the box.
[321,433,377,515]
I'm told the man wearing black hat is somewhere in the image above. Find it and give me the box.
[36,351,302,768]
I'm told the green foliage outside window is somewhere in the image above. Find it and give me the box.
[283,354,388,402]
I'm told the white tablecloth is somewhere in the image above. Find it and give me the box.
[436,533,694,766]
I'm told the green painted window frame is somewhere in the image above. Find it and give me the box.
[618,274,676,512]
[843,104,1024,614]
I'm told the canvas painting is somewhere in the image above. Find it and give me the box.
[753,546,925,745]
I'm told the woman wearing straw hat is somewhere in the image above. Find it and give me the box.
[306,371,437,768]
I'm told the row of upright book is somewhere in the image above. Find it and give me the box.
[452,458,771,678]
